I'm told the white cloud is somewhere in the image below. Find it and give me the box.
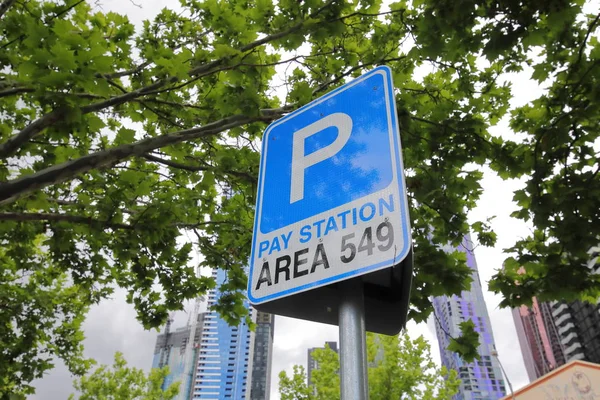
[31,289,158,399]
[270,317,338,399]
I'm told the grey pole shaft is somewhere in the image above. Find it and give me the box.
[338,278,369,400]
[492,351,515,399]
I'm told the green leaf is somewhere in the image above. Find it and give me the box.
[213,44,240,58]
[447,320,480,363]
[114,128,136,145]
[50,43,77,71]
[87,115,106,132]
[289,81,312,105]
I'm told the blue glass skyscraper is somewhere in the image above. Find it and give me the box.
[191,269,254,399]
[432,235,507,400]
[152,313,205,399]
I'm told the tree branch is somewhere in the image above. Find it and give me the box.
[0,107,291,206]
[142,153,208,172]
[0,1,335,158]
[587,165,600,183]
[410,115,449,128]
[179,220,250,230]
[0,0,17,20]
[0,86,34,98]
[99,61,152,79]
[142,153,257,182]
[79,80,166,114]
[577,13,600,66]
[0,109,68,158]
[0,212,132,230]
[49,198,78,207]
[50,0,85,21]
[334,7,405,22]
[433,307,456,340]
[141,97,210,110]
[0,84,207,109]
[0,27,295,157]
[187,0,337,77]
[313,55,408,95]
[0,80,166,159]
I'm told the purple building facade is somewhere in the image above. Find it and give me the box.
[432,235,507,400]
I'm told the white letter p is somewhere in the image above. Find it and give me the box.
[290,113,352,203]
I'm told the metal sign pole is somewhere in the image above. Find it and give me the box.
[338,278,369,400]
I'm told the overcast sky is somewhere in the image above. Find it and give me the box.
[29,0,562,398]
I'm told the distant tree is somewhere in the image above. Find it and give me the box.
[1,0,598,394]
[279,365,314,400]
[278,333,460,400]
[309,343,340,400]
[68,352,179,400]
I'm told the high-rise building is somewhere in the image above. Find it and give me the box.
[152,272,276,400]
[551,245,600,364]
[250,312,275,400]
[512,298,565,381]
[549,300,600,362]
[432,235,507,400]
[152,313,205,399]
[512,244,600,379]
[307,341,338,387]
[151,264,276,400]
[191,269,255,399]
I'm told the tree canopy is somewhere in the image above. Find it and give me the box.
[1,0,598,394]
[68,352,180,400]
[278,333,460,400]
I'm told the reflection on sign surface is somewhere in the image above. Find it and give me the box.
[249,66,411,304]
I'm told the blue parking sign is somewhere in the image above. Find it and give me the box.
[248,66,411,304]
